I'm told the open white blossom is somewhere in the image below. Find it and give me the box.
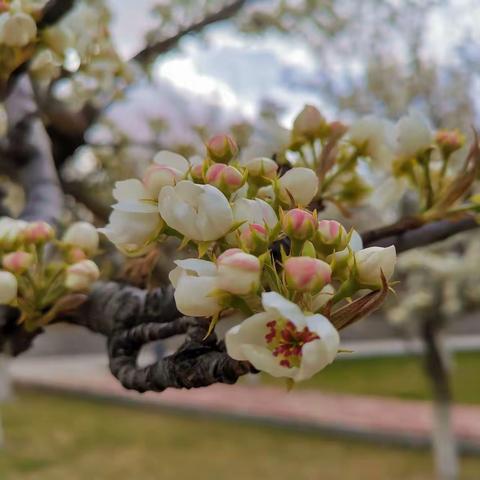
[226,292,339,382]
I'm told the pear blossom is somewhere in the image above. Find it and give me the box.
[100,179,163,255]
[317,220,347,246]
[284,257,331,293]
[0,271,17,304]
[355,246,396,287]
[158,181,233,242]
[348,115,395,165]
[217,249,261,295]
[243,157,278,180]
[143,151,190,198]
[2,251,34,274]
[65,260,100,291]
[292,105,326,141]
[24,221,55,244]
[205,164,244,194]
[312,284,335,312]
[396,111,433,158]
[169,259,221,317]
[0,218,27,249]
[282,208,316,240]
[0,12,37,47]
[232,198,278,232]
[63,222,99,254]
[226,292,339,382]
[239,223,269,253]
[206,134,238,163]
[279,167,318,206]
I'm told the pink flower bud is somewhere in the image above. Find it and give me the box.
[281,208,316,241]
[66,247,88,264]
[284,256,332,293]
[435,130,465,156]
[205,164,244,193]
[24,221,55,244]
[0,271,17,304]
[239,223,269,253]
[190,163,205,183]
[217,248,261,295]
[317,220,347,247]
[143,165,180,197]
[2,251,34,274]
[65,260,100,291]
[244,157,278,180]
[206,134,238,163]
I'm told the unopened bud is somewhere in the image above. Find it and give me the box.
[244,157,278,183]
[435,130,465,156]
[65,260,100,291]
[24,221,55,244]
[292,105,327,141]
[284,256,331,293]
[2,251,33,274]
[239,223,269,254]
[143,165,179,197]
[317,220,347,248]
[355,246,396,288]
[0,12,37,47]
[281,208,316,241]
[205,164,244,194]
[206,134,238,163]
[0,271,17,304]
[63,222,99,255]
[0,218,27,249]
[217,248,261,295]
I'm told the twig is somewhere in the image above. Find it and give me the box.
[38,0,76,28]
[133,0,247,64]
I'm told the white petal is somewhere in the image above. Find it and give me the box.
[154,150,189,174]
[242,344,297,378]
[113,179,149,202]
[261,291,305,328]
[279,168,318,206]
[225,312,272,360]
[173,259,217,277]
[174,275,220,317]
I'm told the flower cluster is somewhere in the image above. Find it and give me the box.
[101,134,397,383]
[0,217,100,331]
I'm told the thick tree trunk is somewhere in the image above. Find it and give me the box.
[422,318,459,480]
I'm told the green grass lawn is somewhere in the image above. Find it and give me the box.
[260,351,480,404]
[0,392,479,480]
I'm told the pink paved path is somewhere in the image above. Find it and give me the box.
[9,355,480,450]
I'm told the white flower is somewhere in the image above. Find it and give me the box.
[100,179,163,255]
[396,111,433,158]
[65,260,100,291]
[348,116,395,166]
[0,217,27,249]
[279,167,318,206]
[226,292,339,382]
[169,259,221,317]
[63,222,99,254]
[143,151,190,198]
[217,249,261,295]
[0,12,37,47]
[158,181,233,242]
[0,271,17,304]
[355,245,396,287]
[243,157,278,179]
[232,198,278,232]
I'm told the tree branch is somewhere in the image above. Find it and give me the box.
[132,0,247,64]
[362,215,478,252]
[4,75,63,225]
[38,0,76,28]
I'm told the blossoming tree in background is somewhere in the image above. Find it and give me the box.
[1,2,480,480]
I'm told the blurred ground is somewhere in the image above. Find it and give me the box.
[1,392,480,480]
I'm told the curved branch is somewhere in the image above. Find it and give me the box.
[133,0,247,64]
